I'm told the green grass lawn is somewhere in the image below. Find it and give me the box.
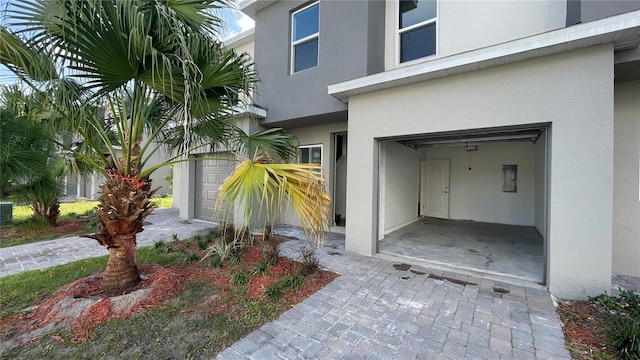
[1,197,173,248]
[0,246,181,318]
[11,197,173,222]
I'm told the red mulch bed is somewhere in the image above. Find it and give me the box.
[0,237,337,345]
[556,300,617,359]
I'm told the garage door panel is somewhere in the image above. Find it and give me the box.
[194,153,234,221]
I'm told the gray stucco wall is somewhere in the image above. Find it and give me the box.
[580,0,640,23]
[254,0,385,126]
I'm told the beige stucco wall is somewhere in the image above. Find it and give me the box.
[279,121,348,227]
[384,0,566,70]
[379,141,419,235]
[613,81,640,277]
[420,142,537,226]
[234,39,254,59]
[347,44,614,299]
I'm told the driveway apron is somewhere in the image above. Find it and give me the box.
[218,228,571,360]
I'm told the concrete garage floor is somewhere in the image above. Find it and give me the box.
[379,217,544,284]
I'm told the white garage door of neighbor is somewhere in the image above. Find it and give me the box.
[194,153,235,222]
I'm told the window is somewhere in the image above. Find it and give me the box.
[292,2,319,73]
[300,145,322,165]
[398,0,437,63]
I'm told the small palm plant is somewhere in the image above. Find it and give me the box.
[216,129,332,249]
[0,85,66,225]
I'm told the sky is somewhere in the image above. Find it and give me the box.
[0,1,255,86]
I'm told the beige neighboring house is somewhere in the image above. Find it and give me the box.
[64,145,173,201]
[173,0,640,300]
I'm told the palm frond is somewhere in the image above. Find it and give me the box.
[232,128,300,163]
[217,159,332,244]
[0,26,57,82]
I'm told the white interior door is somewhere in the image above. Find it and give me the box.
[421,159,450,219]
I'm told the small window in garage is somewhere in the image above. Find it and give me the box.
[300,145,322,165]
[502,164,518,193]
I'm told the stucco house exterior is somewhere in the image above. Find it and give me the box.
[63,146,173,201]
[174,0,640,300]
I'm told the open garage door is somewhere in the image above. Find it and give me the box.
[194,153,235,222]
[378,125,548,283]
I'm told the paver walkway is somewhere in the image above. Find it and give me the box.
[217,227,572,359]
[1,211,574,359]
[0,208,212,277]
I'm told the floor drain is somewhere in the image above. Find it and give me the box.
[493,287,510,294]
[410,270,426,275]
[327,251,342,256]
[400,276,411,280]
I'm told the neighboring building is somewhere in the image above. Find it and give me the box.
[64,145,173,201]
[174,0,640,300]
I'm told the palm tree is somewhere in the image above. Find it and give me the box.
[3,0,333,294]
[0,85,65,225]
[2,0,258,294]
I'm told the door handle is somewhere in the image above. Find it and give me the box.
[443,191,448,194]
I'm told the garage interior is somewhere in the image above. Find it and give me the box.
[377,126,548,284]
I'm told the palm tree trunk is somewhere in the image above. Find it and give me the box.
[33,201,60,226]
[101,234,140,294]
[92,173,154,294]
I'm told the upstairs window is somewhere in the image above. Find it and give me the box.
[399,0,437,63]
[292,2,319,73]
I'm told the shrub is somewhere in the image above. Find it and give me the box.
[231,270,250,285]
[251,261,271,276]
[277,274,304,291]
[196,235,210,250]
[264,283,284,301]
[591,289,640,359]
[202,240,234,262]
[209,256,223,269]
[262,227,279,265]
[229,251,244,265]
[298,246,319,276]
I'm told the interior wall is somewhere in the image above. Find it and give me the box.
[613,80,640,277]
[534,132,547,236]
[420,142,536,226]
[381,141,419,235]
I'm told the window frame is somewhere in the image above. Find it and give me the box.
[396,0,438,64]
[291,2,320,74]
[299,144,323,167]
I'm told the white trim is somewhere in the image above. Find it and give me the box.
[232,104,267,118]
[291,2,319,74]
[329,9,640,101]
[238,0,276,19]
[224,28,255,48]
